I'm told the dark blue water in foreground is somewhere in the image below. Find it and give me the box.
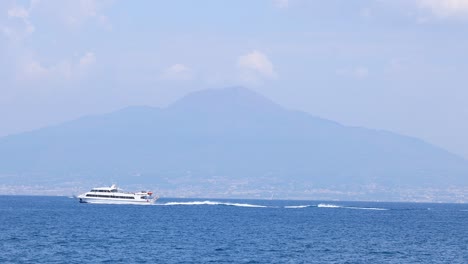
[1,196,467,263]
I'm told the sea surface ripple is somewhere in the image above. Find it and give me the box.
[0,196,467,263]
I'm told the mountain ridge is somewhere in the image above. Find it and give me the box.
[0,86,467,192]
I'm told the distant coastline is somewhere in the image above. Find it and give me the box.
[1,183,467,203]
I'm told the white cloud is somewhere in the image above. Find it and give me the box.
[1,1,108,84]
[8,6,29,19]
[161,64,193,80]
[19,51,96,81]
[3,3,36,39]
[237,50,276,81]
[22,60,72,80]
[63,0,97,24]
[416,0,468,18]
[57,0,112,29]
[79,52,96,68]
[9,0,113,30]
[274,0,289,9]
[23,60,50,78]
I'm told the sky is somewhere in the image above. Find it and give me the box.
[1,0,468,159]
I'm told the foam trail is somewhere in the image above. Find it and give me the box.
[317,203,342,208]
[284,205,312,209]
[226,202,268,208]
[317,203,388,210]
[344,206,388,211]
[162,201,220,206]
[158,201,268,208]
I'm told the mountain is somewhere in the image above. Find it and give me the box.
[0,87,467,197]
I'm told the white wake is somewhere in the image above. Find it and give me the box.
[284,205,312,209]
[317,203,342,208]
[317,203,388,211]
[158,201,268,208]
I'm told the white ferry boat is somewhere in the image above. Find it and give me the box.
[77,184,158,205]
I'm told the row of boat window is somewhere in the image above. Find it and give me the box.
[90,190,117,192]
[86,194,135,199]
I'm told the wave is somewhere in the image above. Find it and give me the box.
[344,206,388,211]
[317,203,342,208]
[317,203,388,211]
[284,205,312,209]
[153,201,388,210]
[158,201,268,208]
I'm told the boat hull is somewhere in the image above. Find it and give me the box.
[78,197,157,205]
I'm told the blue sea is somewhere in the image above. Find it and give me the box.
[1,196,467,263]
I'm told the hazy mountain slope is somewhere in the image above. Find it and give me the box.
[0,87,467,187]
